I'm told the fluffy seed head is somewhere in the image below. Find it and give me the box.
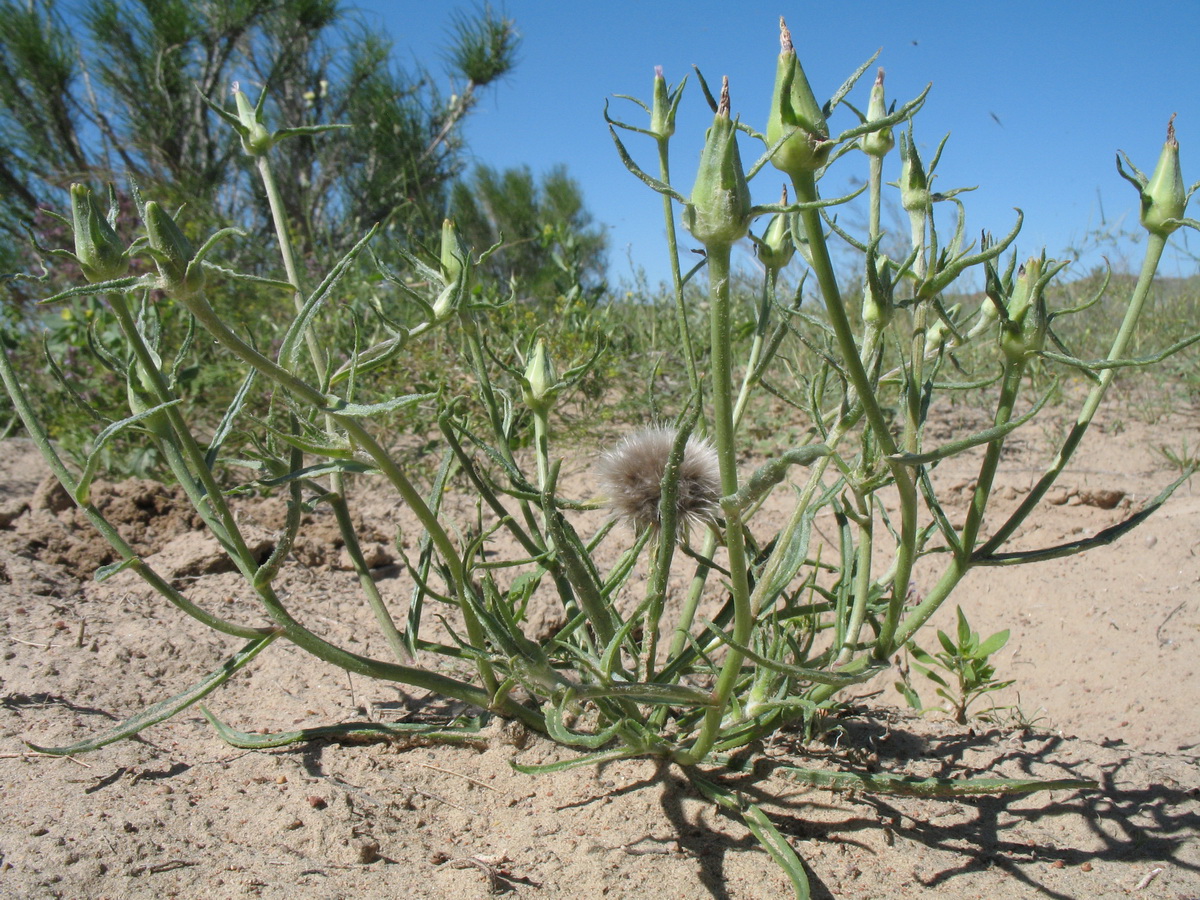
[596,426,721,534]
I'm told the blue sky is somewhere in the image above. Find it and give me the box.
[357,0,1200,289]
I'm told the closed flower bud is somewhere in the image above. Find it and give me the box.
[522,339,557,412]
[1000,256,1046,361]
[650,66,676,140]
[861,254,893,327]
[233,84,273,156]
[967,293,1001,339]
[860,68,894,159]
[897,131,932,213]
[145,202,205,297]
[69,184,129,283]
[1141,115,1187,237]
[766,17,832,176]
[682,77,753,249]
[926,303,961,349]
[755,187,795,271]
[439,218,466,285]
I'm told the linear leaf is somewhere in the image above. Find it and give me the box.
[202,709,486,749]
[689,772,810,899]
[26,634,278,755]
[780,766,1096,796]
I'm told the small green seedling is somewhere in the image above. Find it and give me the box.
[1157,438,1199,485]
[896,606,1015,724]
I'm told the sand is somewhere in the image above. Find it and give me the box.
[0,399,1197,899]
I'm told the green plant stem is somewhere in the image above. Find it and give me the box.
[882,366,1028,656]
[733,268,776,427]
[868,155,884,241]
[257,154,327,382]
[173,287,498,693]
[257,150,410,665]
[663,527,717,677]
[679,245,753,765]
[327,492,410,662]
[750,412,854,618]
[960,359,1025,554]
[837,492,874,665]
[458,311,544,543]
[791,171,918,658]
[976,232,1169,557]
[249,574,542,728]
[0,342,268,640]
[104,293,259,570]
[642,417,698,681]
[658,138,701,404]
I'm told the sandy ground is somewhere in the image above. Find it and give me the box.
[0,399,1197,899]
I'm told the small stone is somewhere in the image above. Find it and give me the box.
[336,542,394,571]
[354,838,381,864]
[284,818,304,831]
[489,718,529,750]
[1078,488,1125,510]
[306,796,326,809]
[275,775,288,785]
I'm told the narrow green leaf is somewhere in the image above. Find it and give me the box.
[323,392,433,418]
[76,399,182,504]
[689,772,810,900]
[278,226,379,371]
[543,703,620,749]
[255,459,375,487]
[890,383,1055,466]
[574,682,717,707]
[704,623,885,687]
[93,556,138,583]
[510,747,638,774]
[26,634,278,755]
[780,766,1096,797]
[202,708,486,749]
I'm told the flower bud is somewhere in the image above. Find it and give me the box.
[650,66,676,140]
[439,218,466,285]
[898,131,932,214]
[1140,115,1187,237]
[522,339,557,412]
[861,254,893,327]
[860,68,894,159]
[233,83,273,156]
[926,303,961,350]
[69,184,129,283]
[766,18,832,177]
[967,294,1001,339]
[1000,256,1046,362]
[126,354,173,441]
[682,77,753,249]
[145,202,205,297]
[755,187,795,272]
